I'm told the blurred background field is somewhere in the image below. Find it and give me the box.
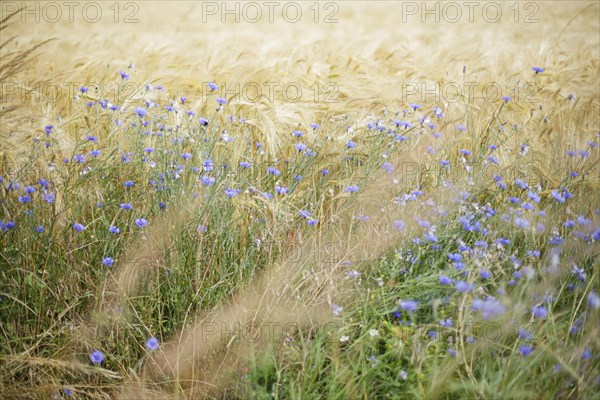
[3,0,599,153]
[1,1,599,399]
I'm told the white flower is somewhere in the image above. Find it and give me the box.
[368,329,380,337]
[331,304,343,316]
[340,335,350,343]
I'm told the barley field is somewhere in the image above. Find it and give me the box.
[1,1,599,399]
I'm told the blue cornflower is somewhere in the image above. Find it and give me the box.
[201,175,215,186]
[577,215,591,226]
[72,223,85,232]
[474,240,488,248]
[299,210,311,219]
[266,166,281,176]
[439,276,452,285]
[382,162,394,173]
[549,236,564,246]
[347,270,361,279]
[417,219,431,229]
[532,305,547,319]
[120,203,133,210]
[225,188,241,198]
[486,155,499,164]
[134,218,148,228]
[455,281,474,293]
[448,253,462,263]
[472,297,506,320]
[1,220,16,231]
[563,220,576,229]
[528,191,540,203]
[346,140,357,149]
[146,337,159,351]
[216,97,227,105]
[109,226,120,234]
[588,292,600,309]
[514,217,530,229]
[399,300,418,312]
[275,185,289,194]
[515,178,529,190]
[495,238,510,246]
[480,270,492,279]
[453,262,466,271]
[551,190,566,203]
[121,153,131,163]
[199,117,209,126]
[518,328,534,340]
[307,218,319,226]
[519,345,533,356]
[89,149,101,157]
[581,348,592,360]
[208,82,218,91]
[532,66,545,74]
[345,185,359,193]
[73,154,87,164]
[533,223,545,234]
[35,226,45,233]
[527,250,541,258]
[124,180,135,188]
[292,130,304,137]
[102,257,115,267]
[37,179,48,189]
[440,318,453,327]
[90,350,104,364]
[134,107,147,118]
[424,232,438,243]
[44,125,54,135]
[43,192,55,204]
[18,194,31,203]
[295,143,307,152]
[310,123,320,129]
[502,96,511,103]
[239,161,251,169]
[86,135,98,143]
[119,71,129,80]
[203,159,214,172]
[394,220,405,231]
